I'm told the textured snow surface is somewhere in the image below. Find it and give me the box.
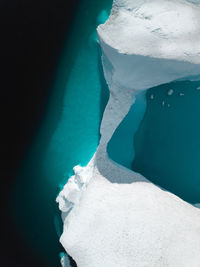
[98,0,200,63]
[57,0,200,266]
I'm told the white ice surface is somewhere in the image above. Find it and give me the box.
[57,0,200,266]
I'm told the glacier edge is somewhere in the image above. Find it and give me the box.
[57,0,200,266]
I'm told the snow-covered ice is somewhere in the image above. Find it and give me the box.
[57,0,200,266]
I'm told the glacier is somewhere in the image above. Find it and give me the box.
[57,0,200,266]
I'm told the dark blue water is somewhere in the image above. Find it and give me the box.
[133,81,200,204]
[12,0,112,266]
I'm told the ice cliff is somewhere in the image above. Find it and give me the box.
[57,0,200,266]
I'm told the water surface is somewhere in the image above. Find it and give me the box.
[108,81,200,203]
[12,0,112,265]
[108,80,200,204]
[133,81,200,204]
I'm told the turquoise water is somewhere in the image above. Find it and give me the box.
[12,0,112,266]
[109,80,200,204]
[12,1,200,264]
[108,91,147,169]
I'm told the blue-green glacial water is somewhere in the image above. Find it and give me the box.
[12,0,200,264]
[108,91,147,169]
[12,1,112,266]
[108,80,200,204]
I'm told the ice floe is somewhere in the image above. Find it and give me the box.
[57,1,200,266]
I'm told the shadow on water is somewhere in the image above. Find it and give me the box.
[11,11,84,267]
[132,80,200,204]
[98,44,110,131]
[12,0,112,266]
[107,91,147,169]
[108,80,200,204]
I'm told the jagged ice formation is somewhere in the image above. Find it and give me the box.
[57,1,200,266]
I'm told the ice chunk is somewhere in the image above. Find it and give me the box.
[150,94,154,99]
[97,0,200,91]
[58,0,200,266]
[168,89,174,96]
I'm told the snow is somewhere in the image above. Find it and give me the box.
[98,0,200,63]
[60,179,200,267]
[57,0,200,266]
